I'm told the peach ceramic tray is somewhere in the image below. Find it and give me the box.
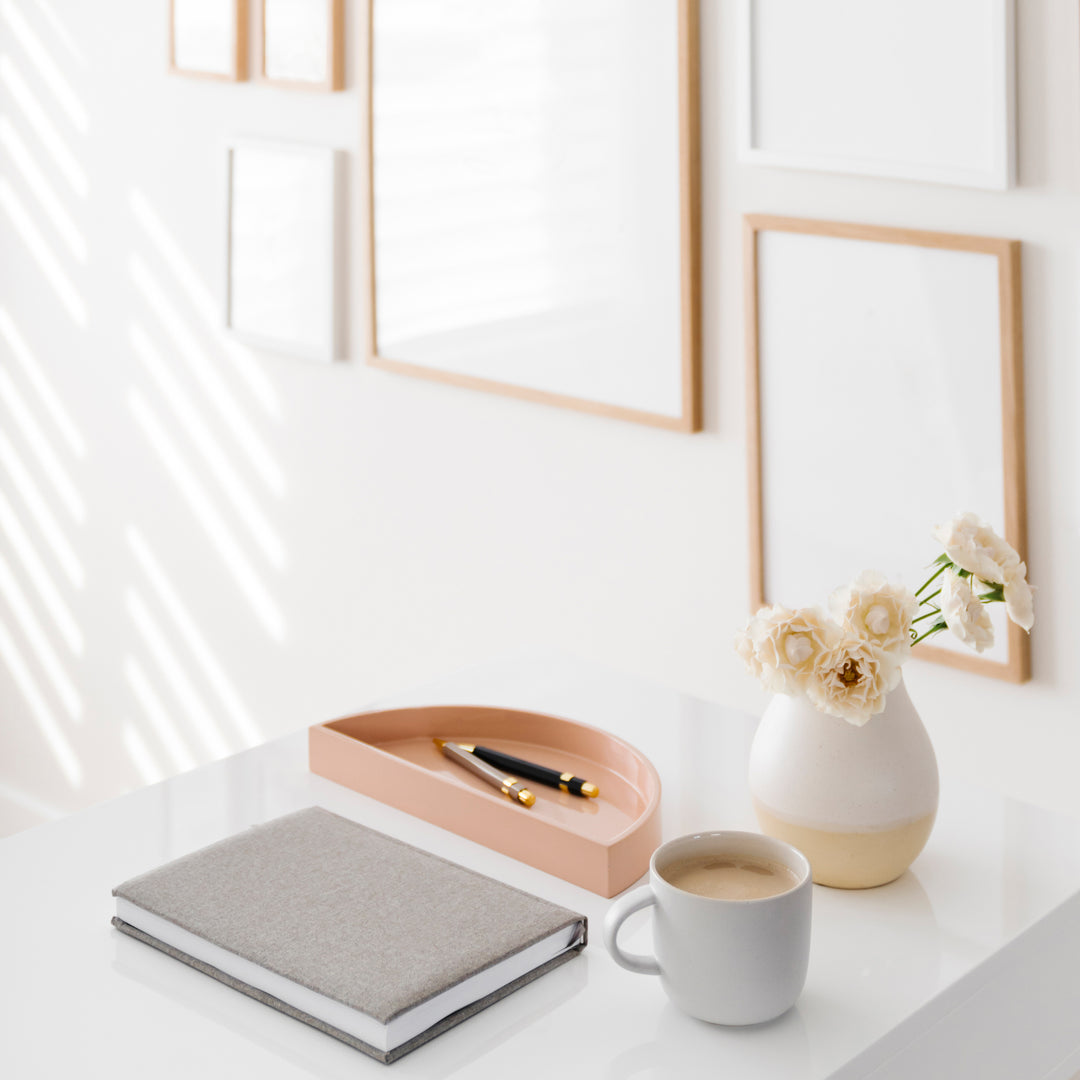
[309,705,662,897]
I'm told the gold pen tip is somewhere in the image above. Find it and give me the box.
[432,738,447,749]
[581,782,600,798]
[518,788,536,807]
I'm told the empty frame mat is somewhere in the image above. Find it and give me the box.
[746,217,1027,681]
[226,142,340,362]
[262,0,343,89]
[368,0,700,430]
[171,0,246,80]
[739,0,1015,189]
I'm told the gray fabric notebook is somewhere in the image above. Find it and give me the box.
[112,807,587,1064]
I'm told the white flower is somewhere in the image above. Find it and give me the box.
[933,512,1022,586]
[1004,564,1035,632]
[939,570,995,653]
[806,636,900,726]
[734,605,838,695]
[828,570,918,664]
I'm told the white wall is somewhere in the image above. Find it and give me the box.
[1,0,1078,836]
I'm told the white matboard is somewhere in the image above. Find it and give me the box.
[226,142,341,363]
[738,0,1016,190]
[172,0,239,77]
[264,0,331,85]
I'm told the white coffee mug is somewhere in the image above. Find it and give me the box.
[603,831,812,1025]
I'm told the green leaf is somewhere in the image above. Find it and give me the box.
[933,552,952,566]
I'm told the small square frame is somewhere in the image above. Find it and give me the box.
[169,0,249,82]
[260,0,344,91]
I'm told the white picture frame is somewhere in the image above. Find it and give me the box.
[745,215,1028,683]
[170,0,248,82]
[737,0,1016,190]
[225,141,343,363]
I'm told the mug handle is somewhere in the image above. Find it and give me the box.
[603,886,661,975]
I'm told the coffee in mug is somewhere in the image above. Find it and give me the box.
[662,854,800,901]
[603,831,812,1025]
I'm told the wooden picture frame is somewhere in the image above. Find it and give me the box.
[169,0,249,82]
[225,141,343,363]
[737,0,1016,190]
[260,0,345,91]
[363,0,702,432]
[744,215,1028,682]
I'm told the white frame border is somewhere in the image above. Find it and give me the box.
[736,0,1016,191]
[224,140,343,364]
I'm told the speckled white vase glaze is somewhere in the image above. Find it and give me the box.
[748,677,939,889]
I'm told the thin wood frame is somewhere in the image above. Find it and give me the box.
[259,0,344,92]
[744,214,1028,682]
[169,0,249,82]
[362,0,702,433]
[737,0,1016,191]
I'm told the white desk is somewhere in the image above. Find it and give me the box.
[4,656,1080,1079]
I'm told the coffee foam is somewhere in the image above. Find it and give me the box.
[662,854,800,900]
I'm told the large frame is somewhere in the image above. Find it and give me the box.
[169,0,249,82]
[363,0,702,432]
[737,0,1016,190]
[225,141,343,363]
[259,0,345,91]
[744,215,1028,682]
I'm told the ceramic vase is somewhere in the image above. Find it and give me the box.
[748,677,938,889]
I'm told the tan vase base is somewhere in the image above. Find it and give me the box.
[753,799,936,890]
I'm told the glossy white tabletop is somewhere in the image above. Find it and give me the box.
[3,655,1080,1079]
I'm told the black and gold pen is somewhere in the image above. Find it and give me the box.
[436,740,599,798]
[435,740,536,807]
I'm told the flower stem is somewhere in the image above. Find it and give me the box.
[911,608,940,625]
[916,563,949,597]
[919,587,941,607]
[911,620,947,647]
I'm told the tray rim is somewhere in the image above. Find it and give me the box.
[311,703,662,849]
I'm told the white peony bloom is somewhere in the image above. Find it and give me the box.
[828,569,918,664]
[734,605,839,696]
[933,512,1022,585]
[735,622,760,676]
[1003,564,1035,631]
[939,570,995,653]
[806,636,900,727]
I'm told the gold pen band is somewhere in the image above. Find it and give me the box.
[436,740,535,807]
[500,781,536,807]
[436,740,600,799]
